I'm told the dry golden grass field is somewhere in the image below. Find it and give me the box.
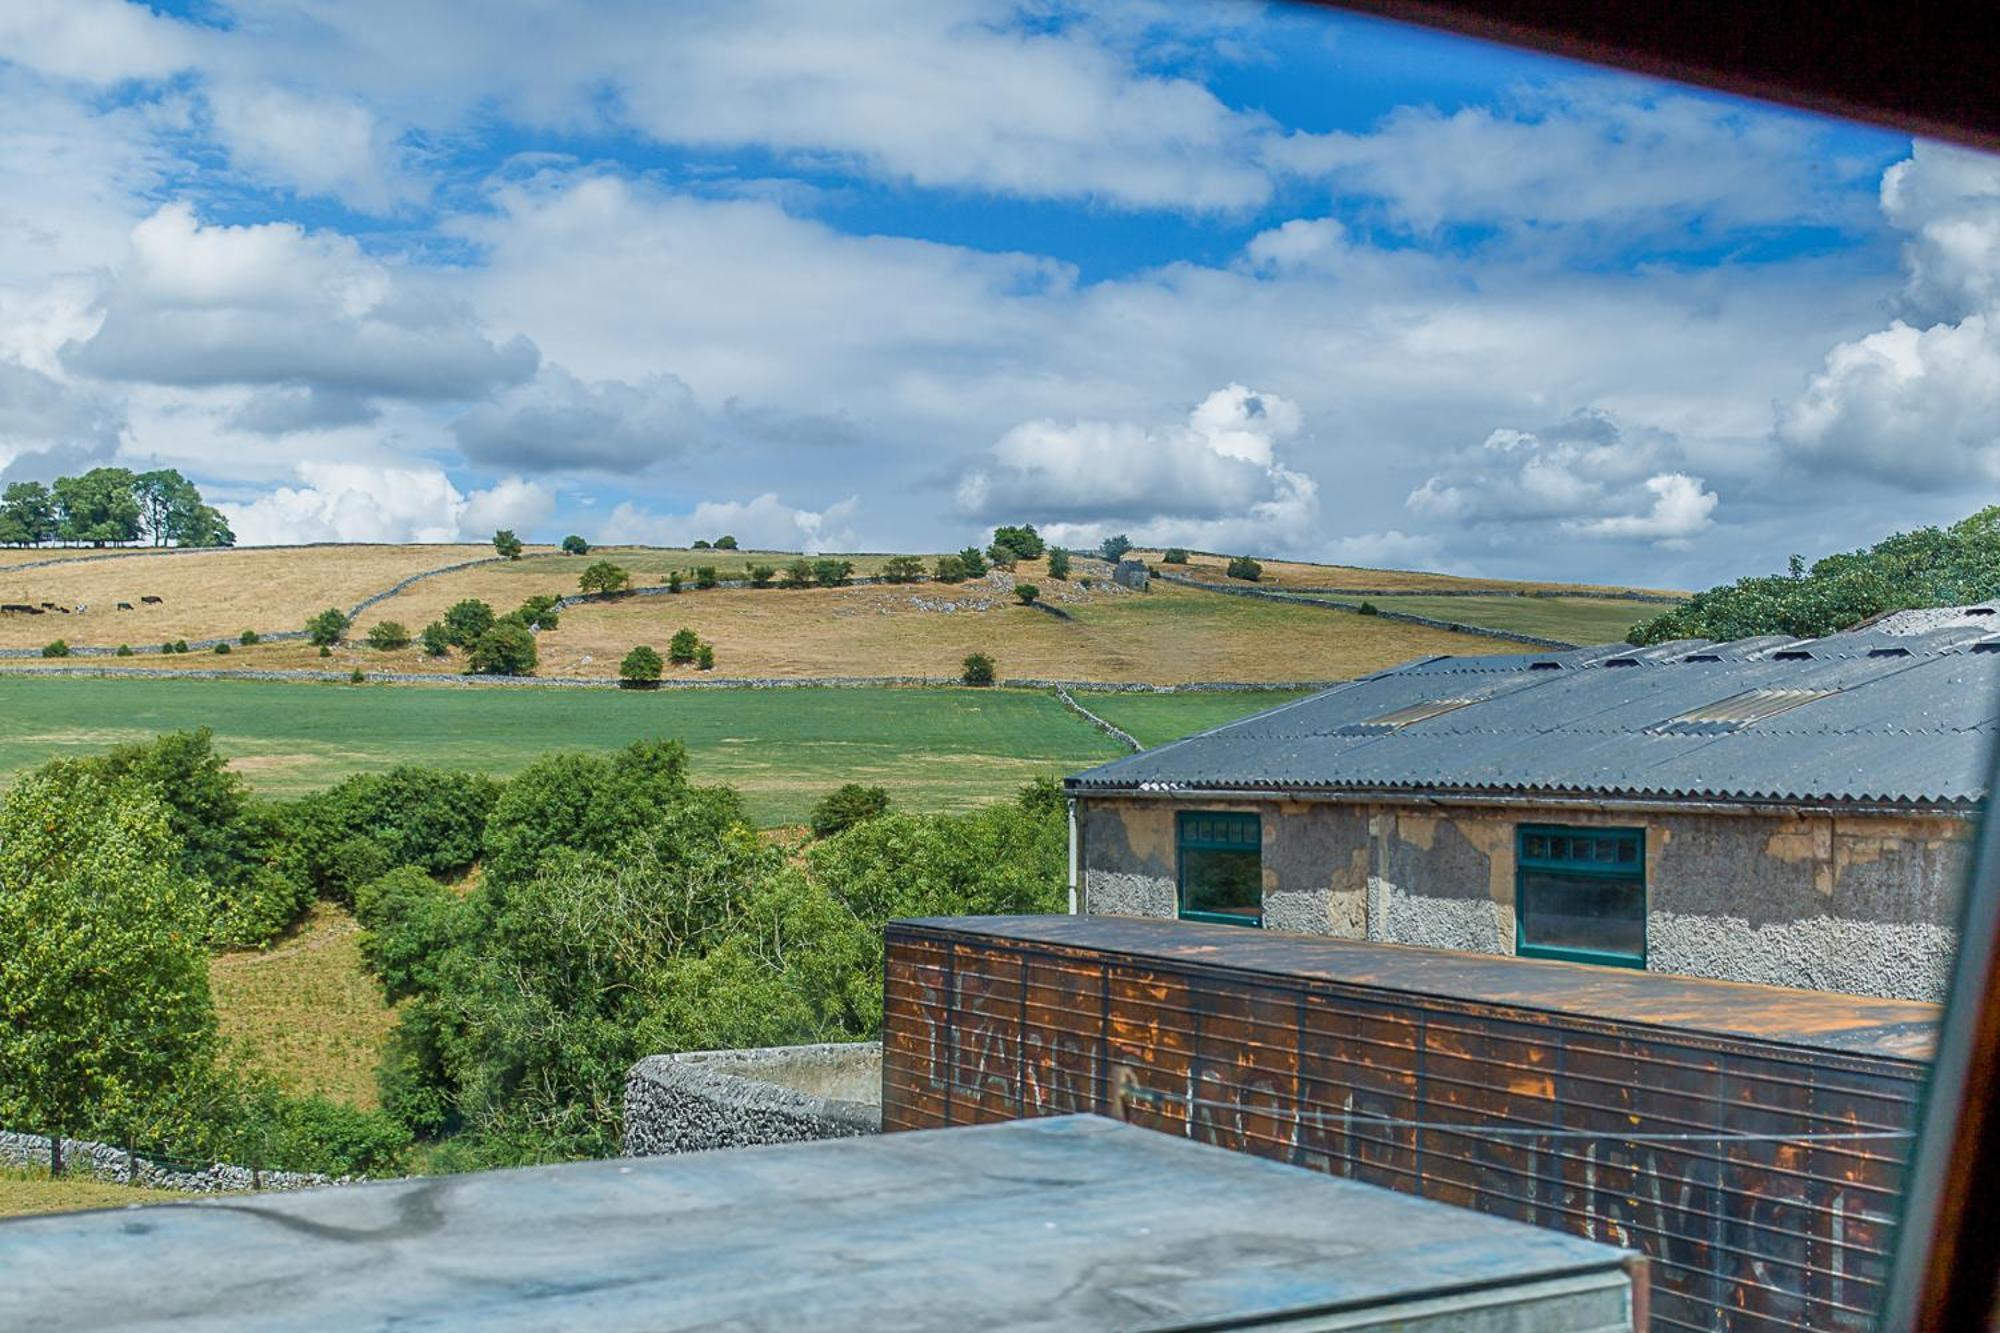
[210,902,399,1109]
[1138,549,1683,597]
[0,544,500,650]
[332,555,1518,683]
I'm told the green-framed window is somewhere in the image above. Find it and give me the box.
[1177,811,1262,927]
[1515,825,1646,968]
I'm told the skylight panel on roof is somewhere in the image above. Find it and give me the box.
[1651,687,1840,735]
[1334,697,1482,736]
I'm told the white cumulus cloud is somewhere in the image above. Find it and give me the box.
[219,462,552,545]
[598,492,861,554]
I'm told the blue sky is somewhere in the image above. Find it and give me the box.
[2,1,1996,587]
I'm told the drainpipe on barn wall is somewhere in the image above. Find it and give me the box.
[1067,798,1079,915]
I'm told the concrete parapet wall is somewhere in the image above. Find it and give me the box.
[623,1042,881,1157]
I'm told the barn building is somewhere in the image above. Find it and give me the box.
[1065,622,2000,1001]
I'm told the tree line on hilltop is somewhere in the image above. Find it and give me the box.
[0,730,1065,1177]
[0,468,234,548]
[1630,505,2000,644]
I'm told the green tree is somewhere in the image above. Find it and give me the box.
[367,620,412,650]
[442,599,496,647]
[0,768,217,1173]
[932,554,967,584]
[668,627,700,664]
[666,570,683,594]
[696,642,715,671]
[989,524,1045,562]
[694,565,719,589]
[493,529,524,560]
[516,594,562,630]
[420,621,451,657]
[813,558,854,587]
[692,539,711,549]
[620,644,664,686]
[714,535,738,550]
[957,546,988,578]
[810,783,891,838]
[40,639,69,658]
[748,563,777,587]
[1045,547,1071,580]
[881,555,924,583]
[0,481,57,545]
[467,622,538,676]
[561,534,590,555]
[53,468,142,546]
[578,561,630,596]
[781,558,816,588]
[239,629,260,645]
[305,607,349,647]
[1014,583,1040,605]
[1162,546,1190,564]
[962,652,996,685]
[1098,534,1133,562]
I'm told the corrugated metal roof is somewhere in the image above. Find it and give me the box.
[1068,627,2000,807]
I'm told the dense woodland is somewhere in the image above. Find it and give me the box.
[1630,506,2000,645]
[0,468,234,548]
[0,731,1064,1176]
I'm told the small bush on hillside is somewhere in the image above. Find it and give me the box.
[933,555,967,584]
[1358,600,1380,615]
[467,622,537,676]
[1098,534,1133,562]
[667,570,683,594]
[1226,555,1263,582]
[668,627,700,665]
[748,564,776,587]
[692,539,711,549]
[1163,547,1189,564]
[213,641,231,655]
[882,555,924,583]
[516,594,561,631]
[560,534,590,555]
[367,620,412,650]
[813,558,854,588]
[962,652,995,686]
[1045,547,1071,580]
[41,639,69,658]
[172,639,189,654]
[984,543,1016,571]
[714,535,738,550]
[696,642,715,671]
[694,565,718,589]
[578,561,630,596]
[492,529,524,560]
[442,599,495,647]
[420,621,451,657]
[305,607,348,647]
[619,645,663,686]
[957,546,988,579]
[116,644,132,657]
[810,783,891,838]
[350,668,366,684]
[318,645,332,658]
[240,629,259,645]
[1015,583,1040,605]
[781,558,815,589]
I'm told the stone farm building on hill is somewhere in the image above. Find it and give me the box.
[1066,619,2000,1002]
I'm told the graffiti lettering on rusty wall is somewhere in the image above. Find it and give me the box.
[882,929,1921,1333]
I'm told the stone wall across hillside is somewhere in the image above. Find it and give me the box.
[0,1128,343,1193]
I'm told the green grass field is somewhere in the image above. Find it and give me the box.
[1075,689,1316,749]
[0,1166,185,1220]
[1366,594,1660,644]
[0,678,1307,830]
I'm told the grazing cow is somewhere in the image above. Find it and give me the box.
[117,602,133,610]
[39,601,58,609]
[140,595,164,605]
[0,604,37,614]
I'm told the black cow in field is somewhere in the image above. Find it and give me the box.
[140,595,164,605]
[116,601,133,610]
[0,604,39,615]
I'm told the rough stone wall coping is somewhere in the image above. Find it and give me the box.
[623,1042,881,1158]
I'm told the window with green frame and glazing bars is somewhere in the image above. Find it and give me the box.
[1177,811,1262,927]
[1515,825,1645,968]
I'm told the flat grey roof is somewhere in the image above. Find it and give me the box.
[1,1116,1632,1331]
[1069,625,2000,808]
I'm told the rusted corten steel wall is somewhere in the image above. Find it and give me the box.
[882,915,1938,1333]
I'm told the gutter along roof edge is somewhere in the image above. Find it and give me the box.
[1062,778,1980,816]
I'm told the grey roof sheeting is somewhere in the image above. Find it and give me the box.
[1069,626,2000,808]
